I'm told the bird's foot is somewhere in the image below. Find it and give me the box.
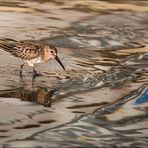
[32,72,43,79]
[32,68,43,79]
[20,71,23,78]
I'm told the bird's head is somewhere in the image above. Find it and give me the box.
[43,44,65,70]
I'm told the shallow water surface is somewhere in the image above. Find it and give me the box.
[0,0,148,147]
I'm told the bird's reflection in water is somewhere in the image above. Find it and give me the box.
[0,77,56,107]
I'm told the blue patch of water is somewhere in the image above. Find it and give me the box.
[135,87,148,105]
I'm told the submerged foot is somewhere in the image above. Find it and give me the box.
[32,72,43,79]
[20,71,23,78]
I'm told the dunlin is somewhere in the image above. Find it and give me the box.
[0,38,65,77]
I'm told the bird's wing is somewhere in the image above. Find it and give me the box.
[0,40,43,60]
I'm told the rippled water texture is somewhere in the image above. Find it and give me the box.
[0,0,148,147]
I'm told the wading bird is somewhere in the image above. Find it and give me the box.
[0,38,65,78]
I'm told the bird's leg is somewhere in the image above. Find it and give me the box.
[33,67,37,79]
[32,67,43,79]
[33,67,37,74]
[20,63,25,77]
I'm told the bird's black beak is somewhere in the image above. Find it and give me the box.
[55,56,65,70]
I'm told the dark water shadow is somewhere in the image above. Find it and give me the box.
[0,76,56,107]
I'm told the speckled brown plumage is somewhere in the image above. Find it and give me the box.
[0,40,44,60]
[0,38,65,77]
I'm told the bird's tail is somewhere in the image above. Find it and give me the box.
[0,38,16,52]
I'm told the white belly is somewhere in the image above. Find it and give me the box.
[26,57,43,67]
